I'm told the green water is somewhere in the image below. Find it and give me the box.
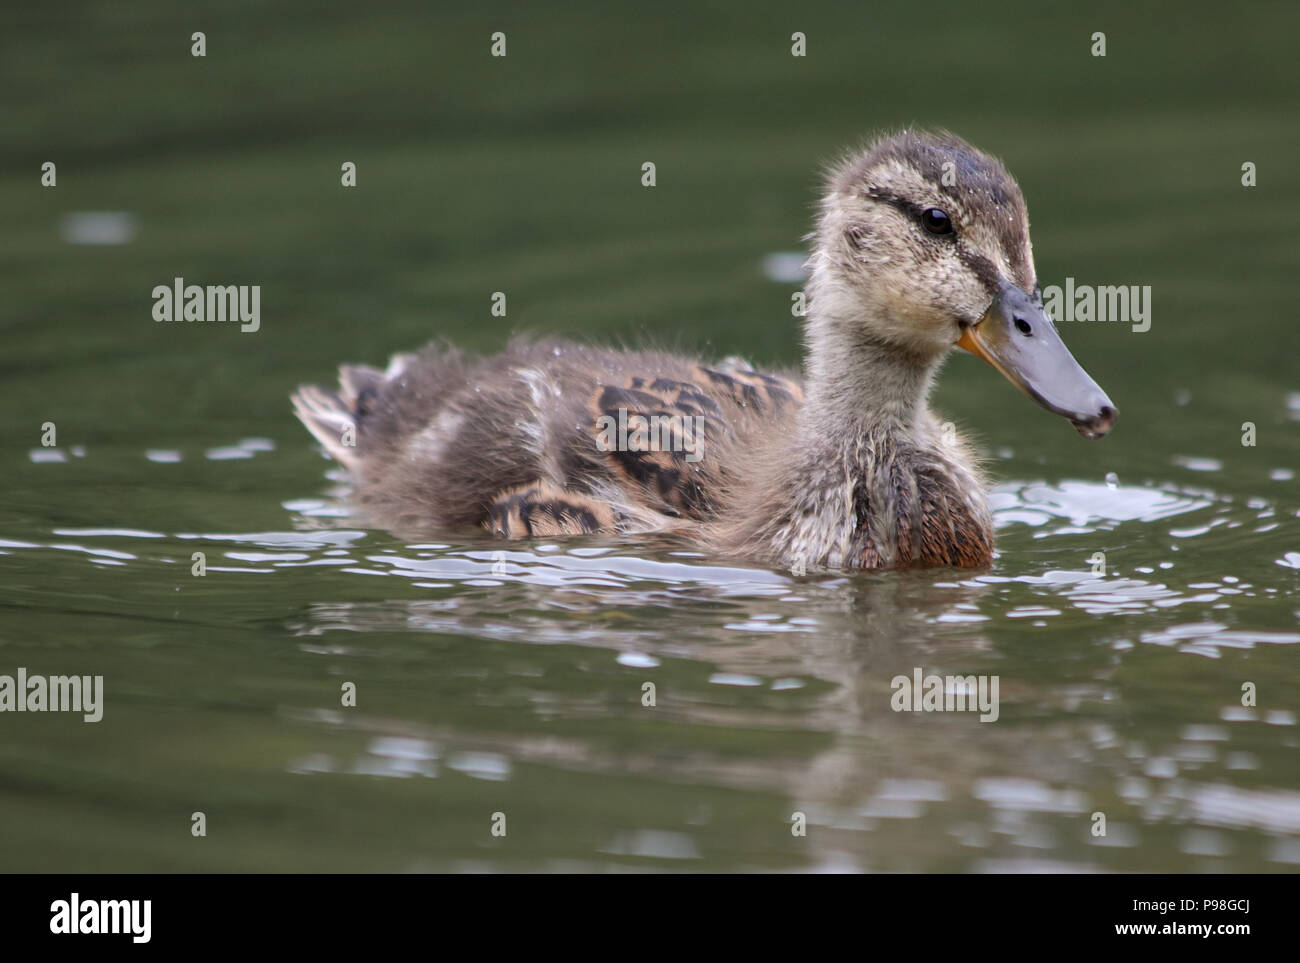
[2,1,1298,871]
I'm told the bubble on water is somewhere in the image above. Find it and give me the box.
[1104,472,1119,489]
[617,652,659,668]
[206,446,253,461]
[1173,455,1223,472]
[60,211,137,245]
[760,251,809,283]
[708,673,763,687]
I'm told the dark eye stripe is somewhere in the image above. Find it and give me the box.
[866,188,959,239]
[955,246,1000,292]
[864,186,1000,294]
[864,186,930,222]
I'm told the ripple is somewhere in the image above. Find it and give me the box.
[4,462,1299,871]
[1139,623,1300,658]
[991,480,1212,532]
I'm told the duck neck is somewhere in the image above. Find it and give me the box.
[718,298,990,569]
[798,308,941,446]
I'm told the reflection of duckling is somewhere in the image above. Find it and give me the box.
[294,131,1115,570]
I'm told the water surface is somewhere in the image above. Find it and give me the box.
[2,0,1298,871]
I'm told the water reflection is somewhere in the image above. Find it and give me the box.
[6,473,1297,870]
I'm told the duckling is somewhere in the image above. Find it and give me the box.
[293,130,1116,570]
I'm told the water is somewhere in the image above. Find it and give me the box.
[2,0,1298,871]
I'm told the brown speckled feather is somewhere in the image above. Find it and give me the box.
[293,337,806,542]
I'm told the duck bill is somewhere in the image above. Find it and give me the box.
[957,278,1117,439]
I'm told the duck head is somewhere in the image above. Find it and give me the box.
[807,130,1117,439]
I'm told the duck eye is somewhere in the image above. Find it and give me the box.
[921,208,953,235]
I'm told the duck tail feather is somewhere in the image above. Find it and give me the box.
[291,383,361,469]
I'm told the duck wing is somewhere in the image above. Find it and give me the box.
[293,339,803,536]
